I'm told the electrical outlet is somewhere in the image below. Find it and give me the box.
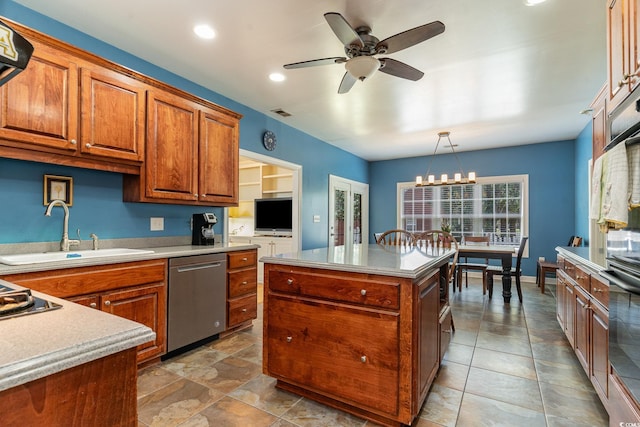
[150,217,164,231]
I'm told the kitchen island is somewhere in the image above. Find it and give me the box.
[0,280,154,426]
[261,244,454,427]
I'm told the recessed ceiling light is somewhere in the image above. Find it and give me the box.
[269,73,286,82]
[193,24,215,39]
[524,0,547,5]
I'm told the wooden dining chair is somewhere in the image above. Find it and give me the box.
[536,235,582,294]
[376,229,415,248]
[456,235,490,294]
[486,237,528,302]
[414,230,459,293]
[373,232,384,243]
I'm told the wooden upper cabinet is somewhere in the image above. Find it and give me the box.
[591,84,608,160]
[145,89,199,201]
[0,41,78,150]
[199,108,239,205]
[608,0,640,111]
[80,65,146,162]
[124,88,241,206]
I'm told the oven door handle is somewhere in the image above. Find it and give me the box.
[601,270,640,295]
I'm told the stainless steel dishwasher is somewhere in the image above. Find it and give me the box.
[167,253,226,352]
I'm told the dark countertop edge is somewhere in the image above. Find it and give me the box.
[0,243,259,275]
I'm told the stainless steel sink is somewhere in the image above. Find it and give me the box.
[0,248,155,265]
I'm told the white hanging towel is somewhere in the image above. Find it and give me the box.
[599,142,629,232]
[590,153,604,221]
[628,143,640,208]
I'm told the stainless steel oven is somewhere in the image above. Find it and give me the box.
[602,255,640,404]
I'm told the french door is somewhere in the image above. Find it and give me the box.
[328,175,369,255]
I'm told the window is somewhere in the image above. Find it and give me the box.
[397,175,528,248]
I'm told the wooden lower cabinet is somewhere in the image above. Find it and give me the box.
[556,254,610,412]
[226,249,258,330]
[0,348,138,427]
[263,262,447,427]
[2,259,167,364]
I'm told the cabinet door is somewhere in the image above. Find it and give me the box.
[591,84,607,161]
[630,0,640,91]
[417,272,439,406]
[574,285,590,372]
[146,90,198,201]
[591,301,609,401]
[80,66,145,162]
[198,108,239,205]
[565,279,576,347]
[557,273,566,329]
[0,42,78,150]
[69,294,100,310]
[266,295,400,415]
[273,238,293,256]
[608,0,629,109]
[101,283,166,363]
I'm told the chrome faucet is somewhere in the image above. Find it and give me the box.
[90,233,99,250]
[44,199,81,252]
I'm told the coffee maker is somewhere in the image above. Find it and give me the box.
[192,213,217,245]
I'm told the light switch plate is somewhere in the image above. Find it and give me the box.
[150,217,164,231]
[313,215,320,223]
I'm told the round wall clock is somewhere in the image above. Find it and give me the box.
[263,131,277,151]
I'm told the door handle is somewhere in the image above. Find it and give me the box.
[176,262,223,273]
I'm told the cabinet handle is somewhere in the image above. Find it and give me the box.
[242,308,247,312]
[287,278,294,285]
[104,300,111,306]
[360,289,367,296]
[593,287,602,293]
[286,336,292,343]
[360,355,367,363]
[89,302,97,308]
[242,281,248,285]
[70,139,77,145]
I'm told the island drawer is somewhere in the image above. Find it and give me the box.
[267,266,400,310]
[575,264,591,294]
[563,259,577,280]
[591,274,610,309]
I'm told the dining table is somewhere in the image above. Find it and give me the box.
[456,244,518,303]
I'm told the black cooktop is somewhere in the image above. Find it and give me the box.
[0,282,62,320]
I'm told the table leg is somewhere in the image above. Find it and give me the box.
[501,256,512,304]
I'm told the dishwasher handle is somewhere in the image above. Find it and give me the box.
[175,262,223,273]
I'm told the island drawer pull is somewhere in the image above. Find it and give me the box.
[89,302,97,308]
[287,278,294,285]
[286,336,292,343]
[360,355,367,363]
[104,300,111,306]
[360,289,367,296]
[242,308,247,312]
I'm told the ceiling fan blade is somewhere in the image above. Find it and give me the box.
[283,57,347,69]
[376,21,445,54]
[324,12,364,48]
[378,58,424,81]
[338,71,358,94]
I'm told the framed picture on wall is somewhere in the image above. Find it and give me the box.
[43,174,73,206]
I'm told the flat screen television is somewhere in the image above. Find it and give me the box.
[254,197,293,236]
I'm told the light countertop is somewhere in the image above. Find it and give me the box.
[260,244,454,279]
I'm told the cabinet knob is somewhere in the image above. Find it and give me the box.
[104,300,111,306]
[286,336,292,343]
[70,139,77,145]
[242,257,248,261]
[360,355,367,363]
[360,289,367,296]
[89,302,97,308]
[242,308,247,312]
[242,281,248,285]
[85,143,91,148]
[442,329,452,334]
[194,193,198,197]
[593,287,602,293]
[287,278,294,285]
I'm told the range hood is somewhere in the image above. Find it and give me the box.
[0,20,33,87]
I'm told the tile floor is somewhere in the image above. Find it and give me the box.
[137,279,609,426]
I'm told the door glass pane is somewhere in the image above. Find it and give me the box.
[353,192,362,244]
[333,188,346,247]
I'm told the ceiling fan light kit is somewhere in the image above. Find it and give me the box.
[283,12,445,94]
[415,132,477,187]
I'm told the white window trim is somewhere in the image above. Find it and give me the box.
[396,174,529,258]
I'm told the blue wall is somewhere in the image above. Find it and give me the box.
[0,2,368,250]
[574,124,593,244]
[369,140,578,276]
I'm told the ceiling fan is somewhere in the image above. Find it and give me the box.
[283,12,445,94]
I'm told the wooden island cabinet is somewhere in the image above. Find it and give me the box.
[262,245,453,427]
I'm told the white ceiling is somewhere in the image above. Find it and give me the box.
[13,0,606,161]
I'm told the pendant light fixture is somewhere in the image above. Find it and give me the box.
[415,131,477,186]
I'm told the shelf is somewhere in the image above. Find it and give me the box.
[239,182,260,187]
[263,173,293,179]
[262,190,292,194]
